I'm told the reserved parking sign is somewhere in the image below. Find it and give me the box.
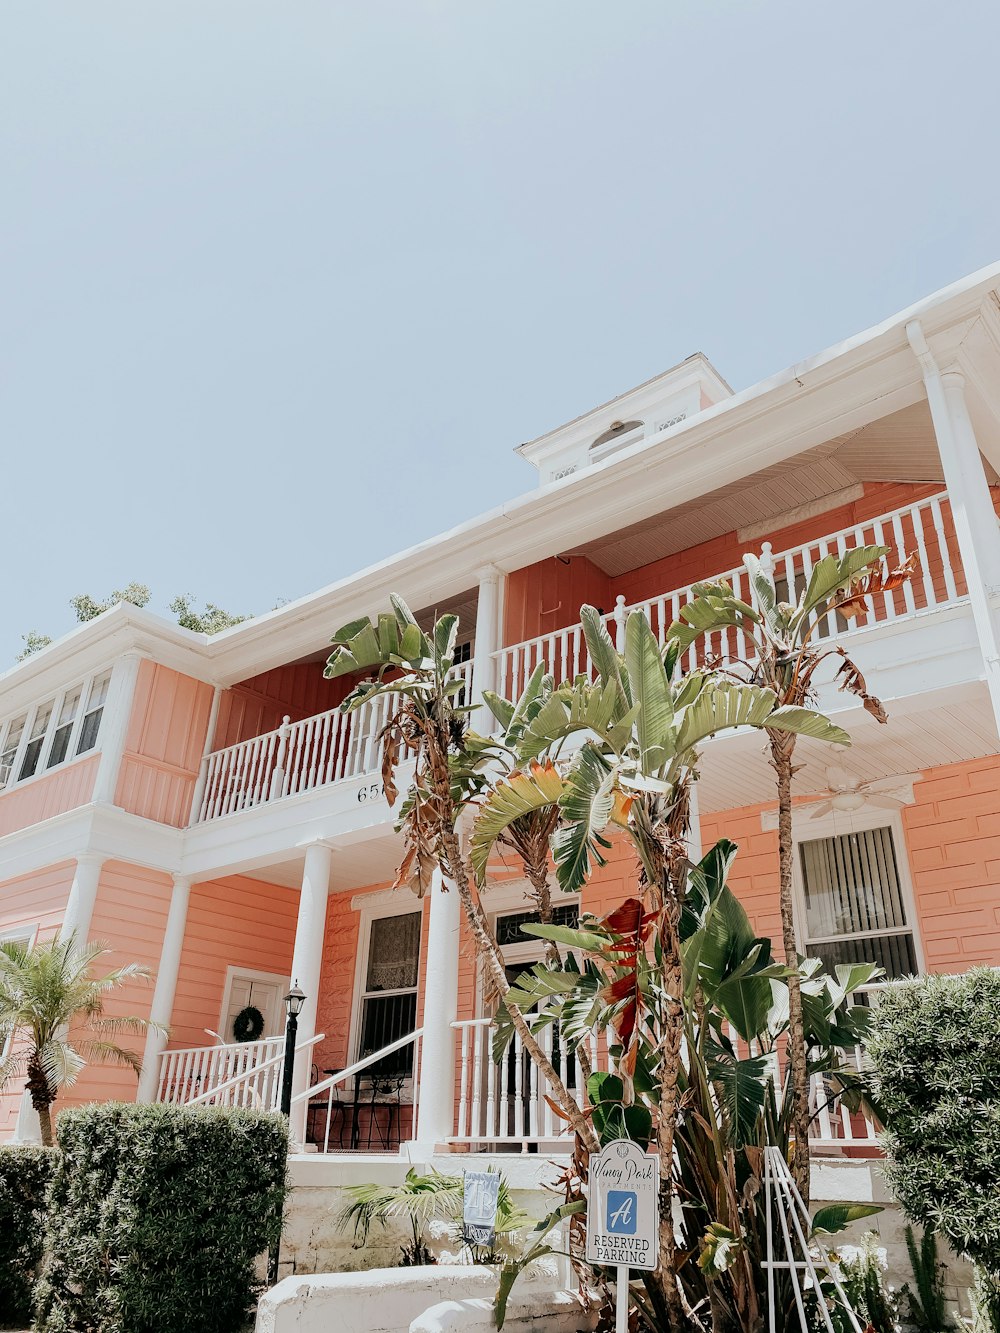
[585,1139,659,1271]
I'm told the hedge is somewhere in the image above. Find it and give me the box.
[34,1102,289,1333]
[865,966,1000,1275]
[0,1144,55,1327]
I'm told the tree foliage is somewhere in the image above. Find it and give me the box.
[17,583,248,661]
[34,1103,288,1333]
[0,1144,55,1325]
[866,967,1000,1276]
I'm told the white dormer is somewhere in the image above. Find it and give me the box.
[516,353,732,485]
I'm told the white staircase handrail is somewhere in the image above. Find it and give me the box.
[290,1026,424,1105]
[184,1032,324,1107]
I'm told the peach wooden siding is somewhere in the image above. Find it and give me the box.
[0,755,98,838]
[214,664,352,751]
[116,661,214,827]
[0,861,76,1136]
[502,481,965,648]
[168,875,298,1051]
[64,861,173,1112]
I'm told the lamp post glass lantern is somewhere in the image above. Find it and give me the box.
[279,982,305,1119]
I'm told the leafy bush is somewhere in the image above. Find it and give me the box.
[0,1145,55,1326]
[902,1225,956,1333]
[865,968,1000,1276]
[34,1103,288,1333]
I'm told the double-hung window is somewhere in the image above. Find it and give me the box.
[798,825,918,981]
[77,673,111,755]
[0,668,114,793]
[18,702,54,781]
[357,911,422,1075]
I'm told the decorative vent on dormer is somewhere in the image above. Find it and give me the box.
[590,419,645,462]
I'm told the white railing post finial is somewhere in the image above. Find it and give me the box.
[268,716,292,801]
[759,541,774,579]
[614,594,627,651]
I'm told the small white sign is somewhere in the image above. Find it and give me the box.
[585,1139,659,1272]
[463,1171,500,1247]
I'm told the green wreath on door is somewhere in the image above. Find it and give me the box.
[232,1004,265,1043]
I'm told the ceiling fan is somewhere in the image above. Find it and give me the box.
[808,766,914,818]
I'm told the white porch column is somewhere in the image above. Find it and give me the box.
[471,565,503,734]
[288,842,332,1144]
[907,320,1000,731]
[58,854,105,951]
[136,874,192,1103]
[187,685,223,825]
[413,866,461,1152]
[91,652,144,805]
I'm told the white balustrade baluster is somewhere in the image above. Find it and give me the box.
[890,513,917,616]
[930,497,959,601]
[909,502,936,608]
[485,1029,497,1145]
[558,628,569,684]
[513,1031,525,1146]
[456,1025,470,1140]
[470,1024,484,1140]
[498,646,509,701]
[798,545,815,638]
[571,624,582,681]
[872,519,895,620]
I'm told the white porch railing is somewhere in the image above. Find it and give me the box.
[450,1018,881,1153]
[156,1033,323,1110]
[496,492,964,699]
[450,1018,599,1152]
[194,661,474,824]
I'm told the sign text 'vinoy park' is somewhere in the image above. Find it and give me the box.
[585,1138,659,1271]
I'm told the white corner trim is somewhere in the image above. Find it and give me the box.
[349,884,419,914]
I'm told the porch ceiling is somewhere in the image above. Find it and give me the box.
[698,680,998,814]
[240,836,402,894]
[569,401,998,578]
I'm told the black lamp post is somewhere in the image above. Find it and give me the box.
[269,982,306,1288]
[279,982,306,1119]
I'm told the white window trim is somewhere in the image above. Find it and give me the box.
[347,895,426,1068]
[216,965,290,1044]
[788,804,926,978]
[0,924,39,1062]
[476,879,582,1014]
[0,667,114,797]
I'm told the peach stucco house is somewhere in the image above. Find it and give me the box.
[5,263,1000,1173]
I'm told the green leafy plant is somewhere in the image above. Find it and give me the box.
[0,935,159,1146]
[902,1225,957,1333]
[865,968,1000,1277]
[33,1103,288,1333]
[0,1144,55,1327]
[336,1168,529,1268]
[967,1269,1000,1333]
[669,543,913,1200]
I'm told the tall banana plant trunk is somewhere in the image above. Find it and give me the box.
[770,729,812,1201]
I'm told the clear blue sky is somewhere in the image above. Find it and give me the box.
[3,1,999,667]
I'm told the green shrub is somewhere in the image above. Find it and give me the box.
[34,1103,288,1333]
[0,1145,55,1327]
[865,968,1000,1276]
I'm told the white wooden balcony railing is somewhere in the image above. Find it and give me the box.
[496,491,964,700]
[194,662,473,823]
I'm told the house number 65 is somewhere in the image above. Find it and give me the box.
[357,782,384,804]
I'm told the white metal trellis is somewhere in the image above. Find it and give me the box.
[762,1147,866,1333]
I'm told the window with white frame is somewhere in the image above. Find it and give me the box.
[798,825,918,980]
[0,669,113,793]
[356,910,422,1074]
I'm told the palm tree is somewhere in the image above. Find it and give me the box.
[0,934,158,1146]
[668,543,914,1201]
